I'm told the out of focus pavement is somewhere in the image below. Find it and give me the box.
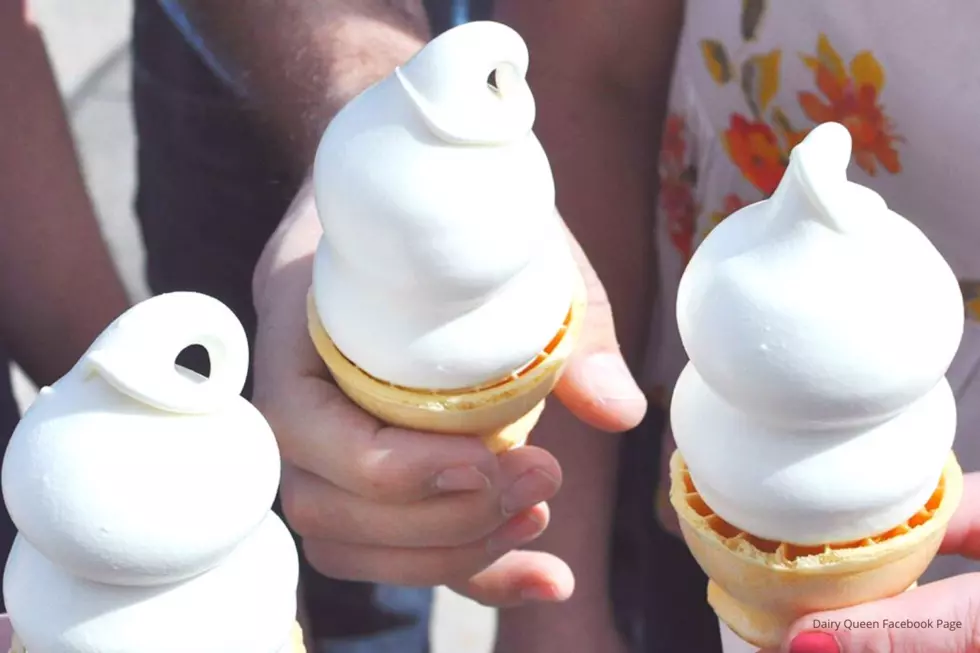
[13,2,497,651]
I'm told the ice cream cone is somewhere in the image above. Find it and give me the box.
[669,450,964,649]
[307,273,587,454]
[8,621,307,653]
[288,621,307,653]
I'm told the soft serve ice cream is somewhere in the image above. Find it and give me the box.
[311,20,576,391]
[671,122,964,545]
[2,293,299,652]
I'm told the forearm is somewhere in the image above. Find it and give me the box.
[165,0,431,166]
[495,85,658,653]
[0,6,128,386]
[493,0,681,646]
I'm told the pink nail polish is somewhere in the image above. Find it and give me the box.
[789,631,839,653]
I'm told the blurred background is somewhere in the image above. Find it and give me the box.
[11,1,497,651]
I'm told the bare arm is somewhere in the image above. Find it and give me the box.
[164,0,431,167]
[0,2,129,387]
[492,0,683,649]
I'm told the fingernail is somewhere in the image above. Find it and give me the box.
[501,468,560,517]
[486,511,547,555]
[789,631,839,653]
[434,466,491,493]
[583,353,644,403]
[520,583,559,602]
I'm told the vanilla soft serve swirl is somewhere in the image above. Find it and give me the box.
[671,123,964,545]
[311,21,575,391]
[2,293,298,652]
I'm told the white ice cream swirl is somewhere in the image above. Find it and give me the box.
[311,21,575,391]
[2,293,298,652]
[671,123,964,545]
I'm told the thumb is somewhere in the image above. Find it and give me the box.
[554,226,647,432]
[763,574,980,653]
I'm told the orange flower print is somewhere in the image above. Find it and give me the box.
[662,114,687,165]
[659,112,700,261]
[963,281,980,322]
[721,114,786,196]
[661,177,698,261]
[799,35,902,176]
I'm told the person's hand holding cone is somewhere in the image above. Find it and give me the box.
[668,123,965,648]
[758,473,980,653]
[252,183,645,607]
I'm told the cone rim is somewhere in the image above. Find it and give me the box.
[670,449,963,572]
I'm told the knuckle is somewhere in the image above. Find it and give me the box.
[279,472,318,537]
[967,594,980,651]
[300,541,348,580]
[398,558,470,587]
[884,625,903,652]
[439,517,499,549]
[351,449,413,501]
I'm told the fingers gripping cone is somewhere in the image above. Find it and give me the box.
[307,273,587,453]
[671,451,964,649]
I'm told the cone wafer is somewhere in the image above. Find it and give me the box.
[307,272,587,453]
[669,450,963,648]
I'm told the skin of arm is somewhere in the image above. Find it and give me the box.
[0,2,129,387]
[164,0,432,169]
[491,0,684,650]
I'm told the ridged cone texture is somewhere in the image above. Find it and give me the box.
[306,273,587,454]
[670,450,963,648]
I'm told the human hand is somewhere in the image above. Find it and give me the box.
[251,181,647,606]
[759,472,980,653]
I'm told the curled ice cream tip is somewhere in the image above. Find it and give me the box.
[394,21,534,145]
[86,292,249,413]
[678,122,963,427]
[671,122,964,544]
[311,21,574,391]
[1,292,281,586]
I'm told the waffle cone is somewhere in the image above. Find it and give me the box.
[9,621,307,653]
[306,275,587,454]
[669,450,963,649]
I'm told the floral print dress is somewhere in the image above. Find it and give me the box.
[649,1,980,583]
